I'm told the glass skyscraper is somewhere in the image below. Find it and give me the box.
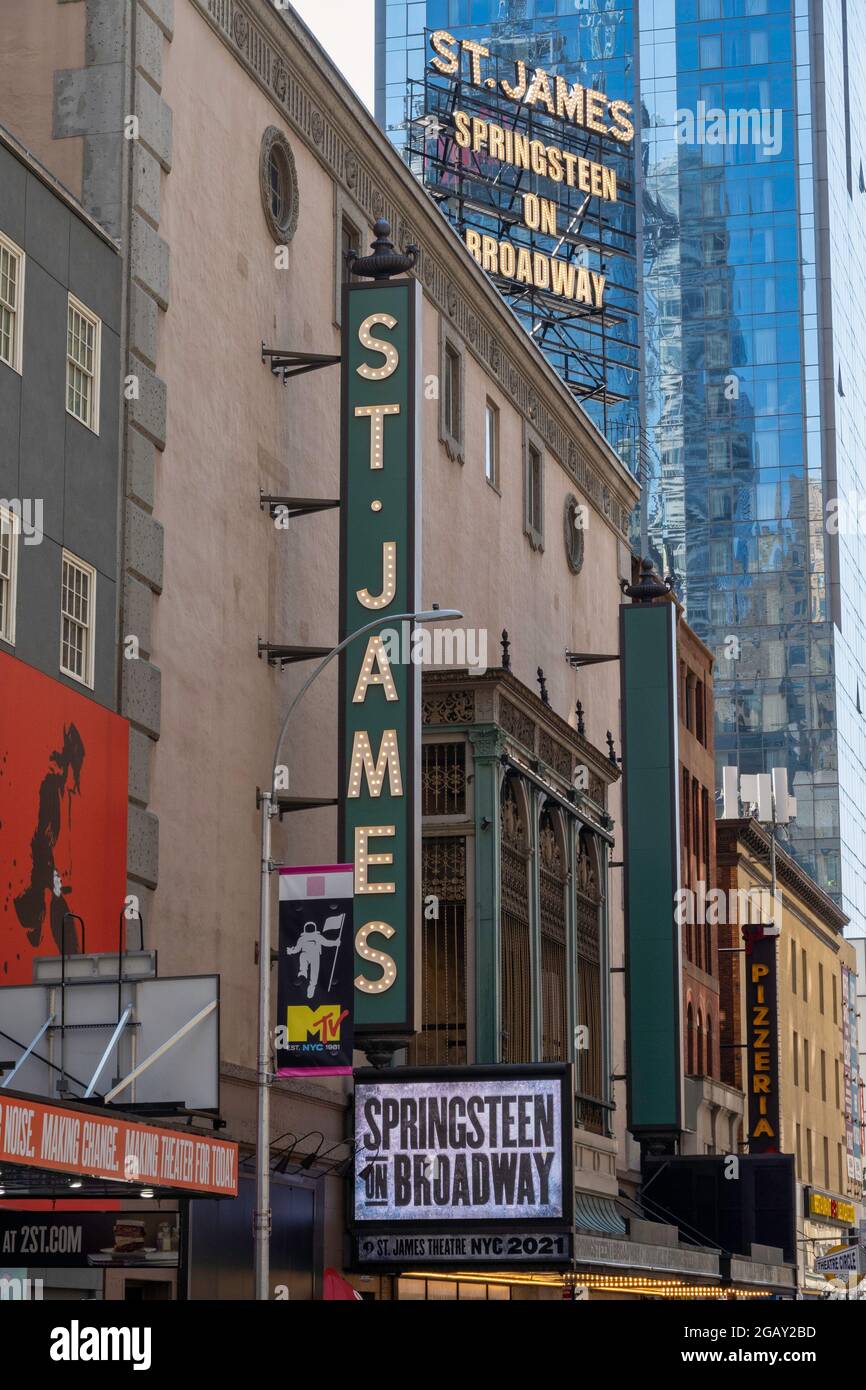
[377,0,866,926]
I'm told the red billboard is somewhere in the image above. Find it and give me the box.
[0,651,128,984]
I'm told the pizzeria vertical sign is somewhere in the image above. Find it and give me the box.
[744,933,781,1153]
[340,277,421,1037]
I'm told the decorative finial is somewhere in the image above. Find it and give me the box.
[501,629,511,671]
[606,731,620,767]
[537,668,550,706]
[345,219,419,280]
[575,700,586,737]
[620,557,675,604]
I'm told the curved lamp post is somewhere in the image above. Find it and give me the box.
[254,605,463,1299]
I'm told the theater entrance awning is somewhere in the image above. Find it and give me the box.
[0,1089,237,1201]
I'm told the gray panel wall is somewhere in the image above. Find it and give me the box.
[0,141,121,710]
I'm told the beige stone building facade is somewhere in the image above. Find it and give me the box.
[0,0,645,1298]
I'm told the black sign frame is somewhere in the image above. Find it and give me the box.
[350,1063,574,1266]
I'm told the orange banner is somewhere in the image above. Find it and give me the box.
[0,1094,237,1197]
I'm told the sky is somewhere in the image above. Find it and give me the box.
[290,0,375,110]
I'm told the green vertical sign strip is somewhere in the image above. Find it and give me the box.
[340,280,421,1035]
[620,601,683,1132]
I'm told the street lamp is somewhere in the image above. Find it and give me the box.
[254,605,463,1300]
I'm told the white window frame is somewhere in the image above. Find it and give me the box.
[60,550,96,689]
[0,231,25,375]
[484,398,500,491]
[66,294,101,434]
[523,422,545,552]
[0,505,20,645]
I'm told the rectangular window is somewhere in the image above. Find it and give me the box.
[0,231,25,374]
[523,430,544,551]
[444,342,461,441]
[838,1143,844,1193]
[801,948,808,1002]
[0,506,20,645]
[704,282,727,317]
[803,1037,810,1092]
[806,1128,813,1184]
[824,1135,830,1188]
[705,331,728,369]
[341,215,360,283]
[821,1048,827,1102]
[66,296,101,432]
[819,963,825,1014]
[835,1056,841,1109]
[484,399,499,489]
[60,551,96,688]
[700,35,722,68]
[707,438,728,471]
[792,1030,799,1086]
[796,1123,802,1179]
[832,972,838,1023]
[409,837,467,1067]
[791,940,797,994]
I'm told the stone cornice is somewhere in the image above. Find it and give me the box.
[192,0,640,541]
[716,818,849,934]
[422,667,618,809]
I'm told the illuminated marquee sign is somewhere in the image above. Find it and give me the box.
[352,1065,574,1266]
[429,32,635,143]
[806,1188,856,1227]
[427,30,635,312]
[744,935,781,1153]
[340,280,421,1036]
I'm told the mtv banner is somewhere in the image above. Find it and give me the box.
[277,866,355,1076]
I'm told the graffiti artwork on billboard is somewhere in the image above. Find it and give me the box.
[276,866,354,1076]
[0,651,128,983]
[353,1067,572,1225]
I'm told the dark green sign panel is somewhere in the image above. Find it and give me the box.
[340,280,421,1035]
[620,600,683,1134]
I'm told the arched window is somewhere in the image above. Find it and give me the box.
[539,806,567,1062]
[697,1009,704,1076]
[575,829,604,1131]
[687,1002,695,1075]
[500,776,531,1063]
[706,1013,713,1080]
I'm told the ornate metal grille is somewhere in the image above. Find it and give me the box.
[575,830,604,1133]
[408,836,467,1066]
[422,741,466,816]
[500,778,531,1063]
[539,808,568,1063]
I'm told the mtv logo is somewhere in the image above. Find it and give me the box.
[287,1004,348,1043]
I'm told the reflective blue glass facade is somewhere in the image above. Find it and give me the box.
[640,0,866,917]
[377,0,866,923]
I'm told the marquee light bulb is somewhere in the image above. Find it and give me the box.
[355,404,400,470]
[356,313,400,380]
[355,920,397,994]
[357,541,397,611]
[353,635,398,703]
